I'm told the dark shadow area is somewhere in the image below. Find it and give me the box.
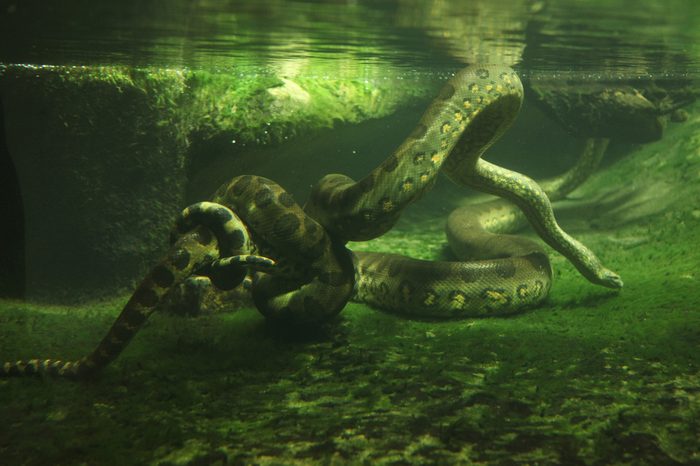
[0,96,25,298]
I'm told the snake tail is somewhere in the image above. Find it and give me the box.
[0,202,262,378]
[462,159,622,289]
[1,229,220,378]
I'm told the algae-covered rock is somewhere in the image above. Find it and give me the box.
[184,68,433,145]
[528,77,698,142]
[0,64,432,301]
[0,65,190,302]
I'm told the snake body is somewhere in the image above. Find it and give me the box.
[1,66,622,378]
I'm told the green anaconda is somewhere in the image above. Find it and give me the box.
[1,66,622,378]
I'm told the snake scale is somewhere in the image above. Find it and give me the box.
[1,66,622,378]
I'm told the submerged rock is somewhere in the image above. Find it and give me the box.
[0,64,432,302]
[528,76,697,143]
[0,65,190,302]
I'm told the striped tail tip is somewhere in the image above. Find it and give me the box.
[1,358,92,378]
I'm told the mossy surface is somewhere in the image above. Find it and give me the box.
[0,63,433,146]
[184,69,434,145]
[1,106,700,465]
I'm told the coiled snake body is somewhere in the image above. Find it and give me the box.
[2,66,622,378]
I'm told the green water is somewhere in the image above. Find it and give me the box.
[1,1,699,464]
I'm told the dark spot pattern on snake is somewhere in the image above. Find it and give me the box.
[132,286,159,308]
[228,229,246,250]
[273,212,301,238]
[383,156,399,173]
[494,260,516,279]
[410,123,428,140]
[195,228,214,246]
[230,175,252,196]
[151,265,175,288]
[278,191,295,208]
[255,188,275,209]
[171,248,190,270]
[438,83,456,100]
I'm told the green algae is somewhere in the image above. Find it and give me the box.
[183,68,433,145]
[1,107,700,466]
[1,63,432,148]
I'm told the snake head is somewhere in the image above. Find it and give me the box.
[598,268,624,289]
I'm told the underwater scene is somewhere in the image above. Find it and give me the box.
[1,0,699,464]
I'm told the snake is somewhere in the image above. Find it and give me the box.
[1,66,622,378]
